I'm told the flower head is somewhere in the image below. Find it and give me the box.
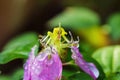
[23,46,62,80]
[23,25,99,80]
[39,26,70,58]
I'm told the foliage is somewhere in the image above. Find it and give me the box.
[49,7,100,30]
[92,46,120,79]
[107,13,120,41]
[0,32,39,64]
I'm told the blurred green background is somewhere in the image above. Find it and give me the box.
[0,0,120,80]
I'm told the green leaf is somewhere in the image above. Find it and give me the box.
[106,73,120,80]
[62,64,94,80]
[0,75,10,80]
[0,32,39,64]
[62,65,80,78]
[0,69,24,80]
[92,46,120,77]
[11,68,24,80]
[3,32,38,50]
[48,7,100,30]
[68,72,93,80]
[107,13,120,40]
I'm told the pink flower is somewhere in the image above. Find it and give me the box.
[71,46,99,80]
[23,46,62,80]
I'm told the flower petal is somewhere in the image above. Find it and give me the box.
[71,46,99,80]
[23,45,36,80]
[23,46,62,80]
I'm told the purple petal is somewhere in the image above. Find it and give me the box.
[23,46,36,80]
[23,46,62,80]
[71,46,99,80]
